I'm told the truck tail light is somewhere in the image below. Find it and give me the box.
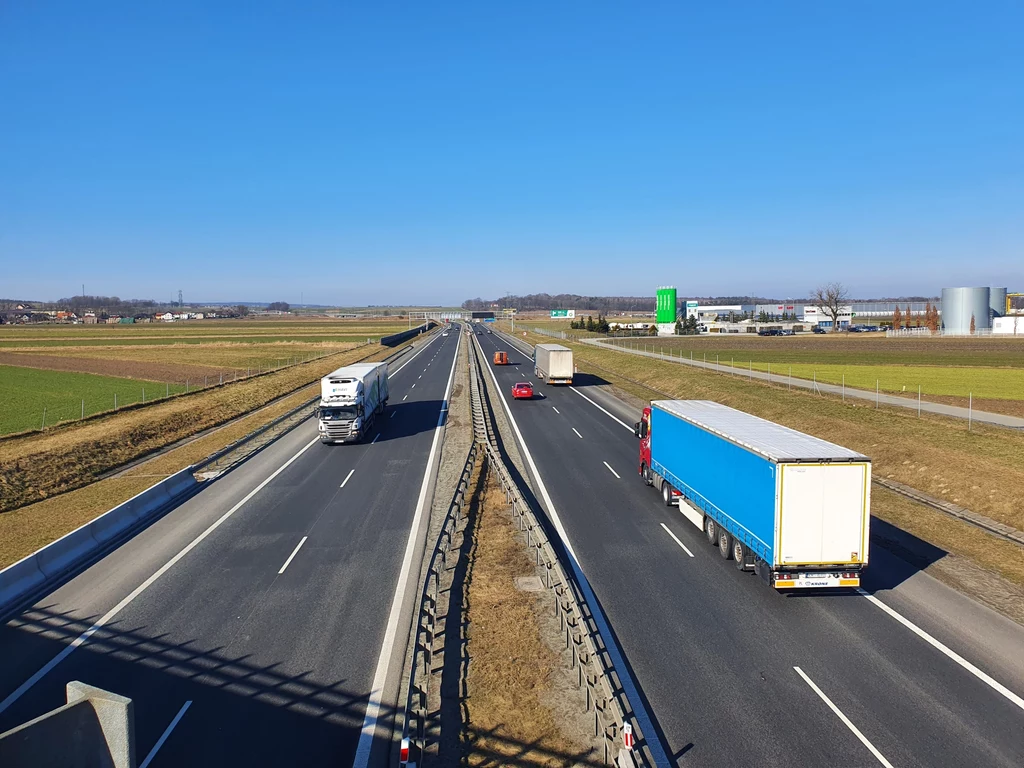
[400,737,410,764]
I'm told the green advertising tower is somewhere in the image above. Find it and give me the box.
[656,286,677,324]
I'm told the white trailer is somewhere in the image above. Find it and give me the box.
[534,343,574,385]
[317,362,389,444]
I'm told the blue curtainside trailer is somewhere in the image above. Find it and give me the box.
[636,400,870,589]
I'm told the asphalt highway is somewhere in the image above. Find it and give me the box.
[477,327,1024,768]
[0,327,461,767]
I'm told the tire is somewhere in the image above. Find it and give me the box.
[662,482,673,506]
[642,464,654,487]
[718,528,732,559]
[732,540,747,570]
[704,516,717,544]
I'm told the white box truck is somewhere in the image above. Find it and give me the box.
[635,400,870,589]
[534,343,574,384]
[317,362,389,444]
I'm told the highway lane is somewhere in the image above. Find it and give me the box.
[0,327,461,766]
[476,328,1024,768]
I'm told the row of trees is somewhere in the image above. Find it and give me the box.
[892,302,940,331]
[569,314,611,333]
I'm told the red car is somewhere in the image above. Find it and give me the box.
[511,381,534,400]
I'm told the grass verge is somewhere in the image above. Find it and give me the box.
[463,466,597,766]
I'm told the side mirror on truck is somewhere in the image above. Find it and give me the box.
[634,422,641,439]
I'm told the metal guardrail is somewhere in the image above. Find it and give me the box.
[466,331,652,767]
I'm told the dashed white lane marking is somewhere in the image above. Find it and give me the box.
[340,469,355,488]
[278,536,308,574]
[603,461,620,479]
[660,522,694,557]
[572,427,583,439]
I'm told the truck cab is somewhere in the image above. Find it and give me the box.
[635,407,681,505]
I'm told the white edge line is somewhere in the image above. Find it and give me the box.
[371,433,380,444]
[391,330,445,377]
[403,394,408,401]
[340,469,355,488]
[351,325,461,767]
[659,522,694,557]
[569,385,635,431]
[572,427,583,439]
[794,667,895,768]
[856,588,1024,712]
[278,536,308,575]
[603,460,621,479]
[139,700,192,768]
[391,411,397,418]
[0,435,321,716]
[476,336,672,767]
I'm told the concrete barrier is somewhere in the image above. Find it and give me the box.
[0,467,198,617]
[381,322,435,347]
[0,681,135,767]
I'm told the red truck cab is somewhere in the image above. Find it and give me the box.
[635,407,653,483]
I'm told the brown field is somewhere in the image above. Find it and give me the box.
[0,350,229,383]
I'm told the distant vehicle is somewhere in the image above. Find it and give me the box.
[493,351,509,365]
[781,329,795,336]
[512,381,534,400]
[812,326,827,334]
[487,329,492,334]
[635,400,870,589]
[442,331,449,337]
[848,325,863,333]
[534,343,574,384]
[758,328,782,336]
[317,362,389,444]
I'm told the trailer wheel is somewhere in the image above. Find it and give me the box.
[704,516,717,544]
[718,529,732,560]
[732,540,748,570]
[661,482,673,506]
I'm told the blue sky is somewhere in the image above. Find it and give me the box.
[1,1,1021,305]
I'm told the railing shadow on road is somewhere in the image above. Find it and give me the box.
[567,372,613,389]
[0,604,614,767]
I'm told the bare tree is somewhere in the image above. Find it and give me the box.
[812,282,849,332]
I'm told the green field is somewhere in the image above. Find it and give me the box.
[0,365,187,435]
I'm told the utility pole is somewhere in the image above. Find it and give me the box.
[178,289,183,308]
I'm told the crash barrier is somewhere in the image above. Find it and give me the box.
[381,322,436,347]
[397,332,651,766]
[0,681,134,768]
[0,467,198,618]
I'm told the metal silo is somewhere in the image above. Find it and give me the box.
[656,287,677,324]
[941,287,991,334]
[990,287,1007,319]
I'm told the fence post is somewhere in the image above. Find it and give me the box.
[767,362,770,381]
[842,374,845,401]
[41,407,46,430]
[876,379,879,408]
[81,399,85,420]
[205,376,208,388]
[186,379,189,393]
[220,372,223,385]
[918,385,921,417]
[166,382,169,397]
[748,360,751,379]
[789,367,792,390]
[969,392,973,432]
[114,393,117,410]
[143,387,145,403]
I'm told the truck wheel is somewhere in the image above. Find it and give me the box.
[718,529,732,560]
[704,516,716,544]
[661,482,673,506]
[732,540,748,570]
[642,464,654,487]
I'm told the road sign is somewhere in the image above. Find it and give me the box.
[623,722,635,750]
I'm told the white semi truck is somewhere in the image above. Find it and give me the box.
[317,362,389,444]
[534,343,574,384]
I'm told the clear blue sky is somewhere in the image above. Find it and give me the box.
[2,1,1021,305]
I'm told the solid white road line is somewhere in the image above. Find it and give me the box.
[391,330,445,376]
[352,327,461,768]
[659,523,694,557]
[371,433,380,444]
[603,461,621,479]
[856,588,1024,713]
[278,536,308,575]
[794,667,895,768]
[0,435,321,717]
[572,427,583,439]
[340,469,355,488]
[391,411,397,418]
[552,407,560,414]
[570,386,634,431]
[139,700,192,768]
[476,338,671,767]
[403,395,408,401]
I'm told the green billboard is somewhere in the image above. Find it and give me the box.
[656,287,677,324]
[550,309,576,318]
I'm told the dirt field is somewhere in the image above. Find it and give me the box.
[0,350,228,382]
